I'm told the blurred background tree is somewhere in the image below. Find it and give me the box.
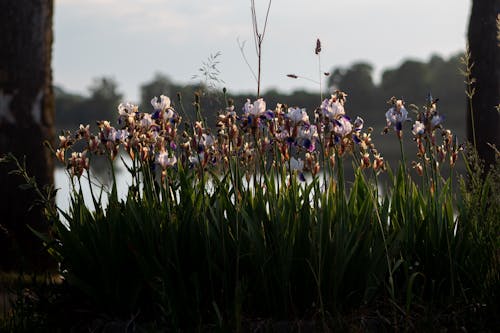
[139,73,174,111]
[380,60,429,102]
[55,77,122,133]
[0,0,55,271]
[329,62,377,104]
[467,0,500,170]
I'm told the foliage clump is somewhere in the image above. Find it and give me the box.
[2,87,498,331]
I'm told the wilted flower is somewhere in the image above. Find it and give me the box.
[412,161,423,176]
[353,116,364,131]
[58,131,76,150]
[361,153,371,169]
[88,135,100,152]
[416,137,425,156]
[449,137,464,167]
[118,102,138,116]
[355,132,374,151]
[56,148,65,162]
[140,146,150,161]
[373,154,385,172]
[68,151,89,178]
[76,124,91,140]
[437,145,447,162]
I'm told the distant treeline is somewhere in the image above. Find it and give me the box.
[55,52,466,170]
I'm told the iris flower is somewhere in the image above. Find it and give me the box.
[243,98,266,116]
[385,99,408,130]
[156,151,177,169]
[333,116,353,138]
[321,95,345,120]
[412,121,425,136]
[287,107,309,124]
[151,95,171,112]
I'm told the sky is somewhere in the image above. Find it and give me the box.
[54,0,471,103]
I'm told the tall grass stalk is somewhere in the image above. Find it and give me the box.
[461,47,477,151]
[250,0,272,98]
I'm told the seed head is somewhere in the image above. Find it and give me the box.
[315,38,321,55]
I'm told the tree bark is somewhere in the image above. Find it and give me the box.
[0,0,55,271]
[467,0,500,169]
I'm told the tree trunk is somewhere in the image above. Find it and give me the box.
[0,0,55,271]
[467,0,500,169]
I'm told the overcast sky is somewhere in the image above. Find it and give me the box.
[54,0,471,103]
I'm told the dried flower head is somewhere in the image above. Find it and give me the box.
[315,38,322,55]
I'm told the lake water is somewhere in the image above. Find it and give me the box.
[55,166,131,214]
[55,165,386,218]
